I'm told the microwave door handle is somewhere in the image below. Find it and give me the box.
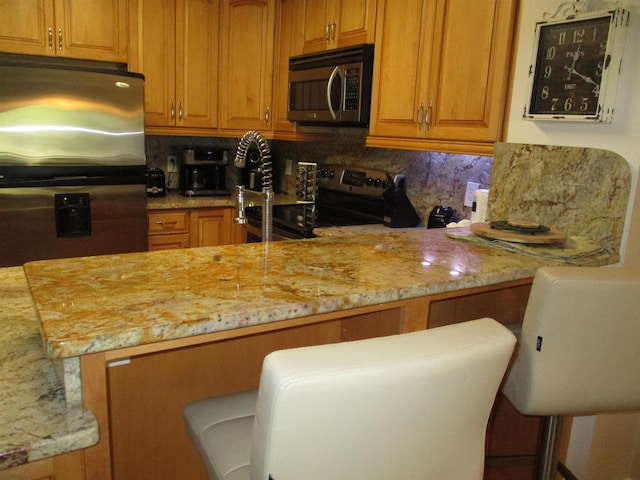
[326,66,342,120]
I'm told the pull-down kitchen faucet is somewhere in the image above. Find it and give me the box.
[233,130,273,242]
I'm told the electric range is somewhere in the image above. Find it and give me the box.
[244,164,420,242]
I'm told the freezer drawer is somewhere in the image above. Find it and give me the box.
[0,184,147,267]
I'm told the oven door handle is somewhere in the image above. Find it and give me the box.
[326,66,342,120]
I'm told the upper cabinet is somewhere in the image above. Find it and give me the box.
[0,0,128,62]
[272,0,303,134]
[301,0,377,53]
[367,0,517,154]
[129,0,219,131]
[219,0,275,132]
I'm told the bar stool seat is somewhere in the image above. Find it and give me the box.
[184,318,516,480]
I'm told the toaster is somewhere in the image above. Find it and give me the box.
[146,168,166,197]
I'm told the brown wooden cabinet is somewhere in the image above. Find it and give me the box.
[300,0,377,53]
[367,0,517,155]
[272,0,303,134]
[0,450,86,480]
[148,209,190,250]
[92,279,541,480]
[148,207,244,251]
[189,207,232,247]
[218,0,275,132]
[427,281,543,480]
[129,0,219,131]
[0,0,127,62]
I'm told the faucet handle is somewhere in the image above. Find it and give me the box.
[234,185,247,224]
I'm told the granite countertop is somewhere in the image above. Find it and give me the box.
[0,268,98,471]
[23,227,614,361]
[147,190,299,210]
[3,226,615,471]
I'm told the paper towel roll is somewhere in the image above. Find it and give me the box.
[471,189,489,223]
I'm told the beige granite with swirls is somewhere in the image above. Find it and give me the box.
[147,191,300,210]
[0,268,98,471]
[24,228,615,361]
[489,143,630,257]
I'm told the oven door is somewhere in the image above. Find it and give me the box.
[244,220,305,242]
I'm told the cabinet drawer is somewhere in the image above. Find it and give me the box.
[148,233,189,251]
[147,211,189,235]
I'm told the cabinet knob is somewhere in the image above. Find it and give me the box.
[170,102,175,121]
[179,102,183,121]
[48,27,53,50]
[57,28,63,51]
[265,106,270,125]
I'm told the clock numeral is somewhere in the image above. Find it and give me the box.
[550,97,559,111]
[573,28,585,43]
[579,97,589,111]
[546,46,556,60]
[596,60,604,77]
[564,98,573,111]
[558,30,566,44]
[592,84,600,97]
[540,86,550,100]
[544,65,552,78]
[599,39,607,55]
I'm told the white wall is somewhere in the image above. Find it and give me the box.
[505,1,640,478]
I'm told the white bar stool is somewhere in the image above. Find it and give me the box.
[183,318,516,480]
[502,266,640,480]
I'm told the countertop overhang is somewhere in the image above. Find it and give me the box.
[23,227,615,360]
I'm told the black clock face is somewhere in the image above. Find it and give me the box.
[529,15,611,116]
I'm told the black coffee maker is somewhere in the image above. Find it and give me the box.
[180,148,230,196]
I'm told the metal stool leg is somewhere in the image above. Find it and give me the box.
[535,415,562,480]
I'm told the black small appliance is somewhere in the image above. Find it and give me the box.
[427,206,457,228]
[146,168,166,197]
[180,148,229,197]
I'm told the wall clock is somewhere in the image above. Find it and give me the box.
[524,8,629,122]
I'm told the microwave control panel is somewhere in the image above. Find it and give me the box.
[344,67,361,111]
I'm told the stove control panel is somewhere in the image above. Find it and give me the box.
[318,164,404,198]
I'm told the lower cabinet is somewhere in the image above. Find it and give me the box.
[148,207,244,251]
[427,282,544,480]
[0,450,86,480]
[103,280,543,480]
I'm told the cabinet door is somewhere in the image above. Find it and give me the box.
[273,0,303,133]
[300,0,331,53]
[0,0,126,61]
[175,0,219,128]
[301,0,376,53]
[189,208,232,247]
[425,0,516,142]
[368,0,435,139]
[0,0,55,56]
[334,0,376,48]
[56,0,128,62]
[129,0,177,127]
[219,0,275,132]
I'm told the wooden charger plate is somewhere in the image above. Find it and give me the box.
[470,222,567,244]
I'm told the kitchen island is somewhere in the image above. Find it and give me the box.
[8,227,615,479]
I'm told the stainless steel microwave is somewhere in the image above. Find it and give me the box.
[287,44,374,126]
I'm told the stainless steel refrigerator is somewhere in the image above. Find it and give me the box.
[0,54,148,267]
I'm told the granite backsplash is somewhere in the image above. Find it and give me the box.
[145,135,630,258]
[145,132,493,224]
